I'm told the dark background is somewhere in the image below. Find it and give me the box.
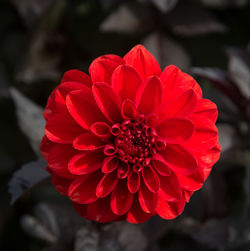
[1,0,250,250]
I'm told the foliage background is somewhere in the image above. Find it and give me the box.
[1,0,250,250]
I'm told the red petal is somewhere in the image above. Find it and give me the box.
[142,165,160,193]
[177,169,205,191]
[124,45,161,80]
[43,89,65,121]
[73,196,120,223]
[66,89,107,130]
[44,82,89,121]
[138,182,158,213]
[96,172,118,198]
[162,145,198,175]
[89,54,124,84]
[110,181,133,215]
[69,172,102,204]
[73,133,105,151]
[127,196,153,223]
[152,154,171,176]
[92,82,122,123]
[203,167,212,180]
[159,87,198,120]
[58,81,91,100]
[136,76,162,114]
[183,190,193,202]
[156,191,186,220]
[161,65,202,99]
[182,116,218,151]
[194,142,221,168]
[112,65,141,101]
[40,136,54,161]
[104,144,117,156]
[90,122,111,139]
[193,99,218,123]
[157,118,194,144]
[111,124,121,136]
[102,156,119,173]
[127,171,140,194]
[117,162,129,179]
[61,70,92,88]
[47,168,72,196]
[158,172,181,202]
[45,111,83,143]
[47,144,77,178]
[146,114,159,127]
[121,100,137,119]
[68,152,103,175]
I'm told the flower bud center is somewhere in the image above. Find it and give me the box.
[112,117,160,168]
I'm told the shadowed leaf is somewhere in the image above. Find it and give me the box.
[22,202,85,246]
[191,219,229,251]
[164,5,227,36]
[100,3,153,34]
[75,225,99,251]
[192,67,245,112]
[21,215,58,243]
[152,0,178,13]
[17,0,66,83]
[11,0,54,27]
[199,0,249,8]
[10,88,45,156]
[226,47,250,99]
[8,159,49,205]
[218,124,239,152]
[143,32,190,71]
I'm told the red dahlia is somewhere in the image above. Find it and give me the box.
[41,45,220,223]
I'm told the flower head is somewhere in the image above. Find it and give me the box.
[41,45,220,223]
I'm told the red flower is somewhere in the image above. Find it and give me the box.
[41,45,220,223]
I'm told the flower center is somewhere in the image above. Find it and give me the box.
[111,115,164,171]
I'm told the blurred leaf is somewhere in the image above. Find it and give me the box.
[102,222,147,251]
[99,0,124,10]
[231,243,250,251]
[10,88,45,156]
[11,0,55,27]
[164,5,227,37]
[202,171,228,218]
[140,216,169,245]
[199,0,250,8]
[22,202,85,246]
[37,203,84,246]
[192,67,245,112]
[8,159,49,205]
[218,124,239,152]
[21,203,85,247]
[21,215,58,243]
[75,225,99,251]
[100,3,153,34]
[143,32,191,71]
[76,1,93,16]
[204,90,240,123]
[115,222,147,251]
[152,0,178,13]
[17,0,66,83]
[165,237,207,251]
[191,219,229,251]
[245,166,250,212]
[74,221,147,251]
[0,65,9,98]
[226,47,250,99]
[34,203,60,237]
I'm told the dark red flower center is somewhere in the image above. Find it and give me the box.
[109,115,166,172]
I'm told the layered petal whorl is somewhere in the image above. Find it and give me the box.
[41,45,220,223]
